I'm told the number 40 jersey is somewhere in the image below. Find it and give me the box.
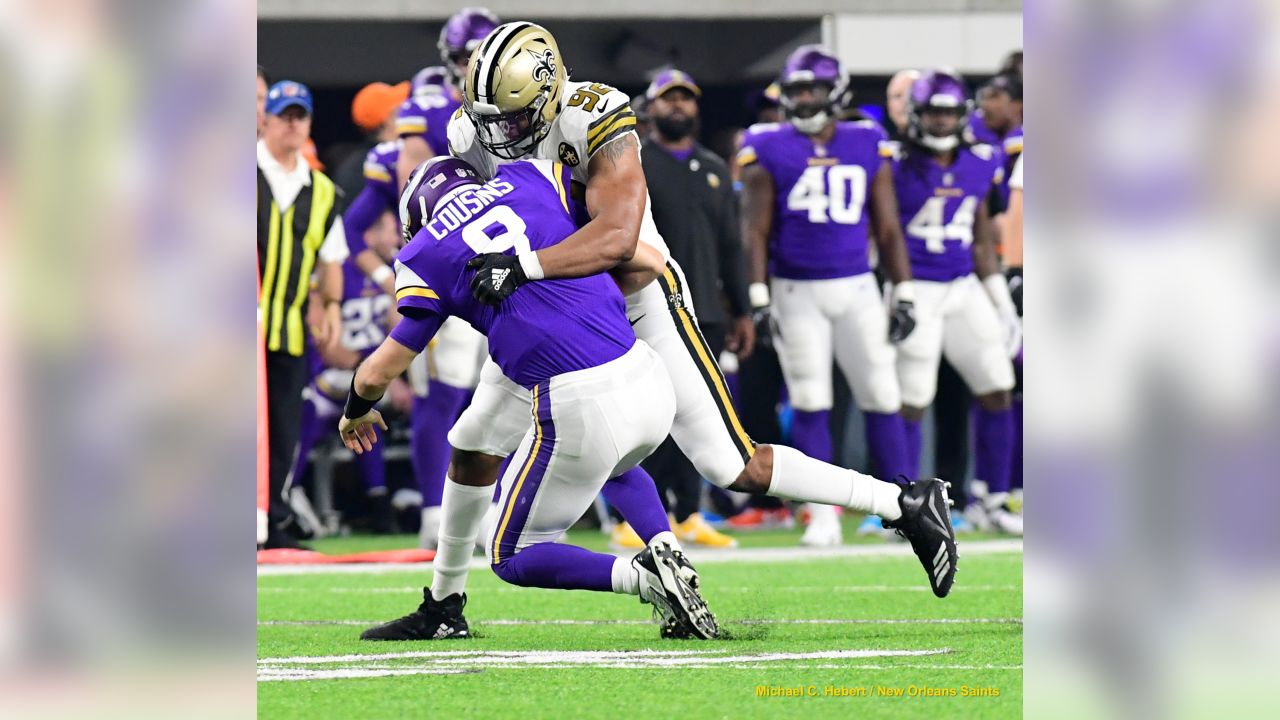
[738,119,891,281]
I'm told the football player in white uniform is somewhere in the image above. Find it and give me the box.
[362,22,960,641]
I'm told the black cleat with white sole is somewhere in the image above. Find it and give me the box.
[883,478,959,598]
[359,588,470,641]
[633,533,719,639]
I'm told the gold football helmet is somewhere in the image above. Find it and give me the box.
[461,22,567,159]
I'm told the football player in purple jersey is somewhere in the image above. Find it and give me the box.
[289,213,406,533]
[889,70,1022,535]
[737,45,917,546]
[343,156,719,640]
[969,72,1024,210]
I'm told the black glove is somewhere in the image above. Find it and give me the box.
[466,253,528,306]
[888,299,916,343]
[751,306,775,351]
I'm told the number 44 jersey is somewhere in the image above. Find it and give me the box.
[393,159,636,389]
[888,141,1004,282]
[738,119,890,281]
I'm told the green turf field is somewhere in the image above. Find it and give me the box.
[258,519,1023,719]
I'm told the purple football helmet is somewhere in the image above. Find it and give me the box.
[411,65,449,98]
[437,7,501,88]
[778,45,848,134]
[906,69,974,152]
[398,156,484,244]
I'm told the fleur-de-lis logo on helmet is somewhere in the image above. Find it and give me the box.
[529,48,556,85]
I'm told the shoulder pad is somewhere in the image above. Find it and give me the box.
[746,121,783,135]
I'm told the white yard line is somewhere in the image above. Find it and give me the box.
[260,647,951,667]
[258,538,1022,576]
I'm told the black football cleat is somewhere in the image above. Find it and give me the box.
[359,588,470,641]
[634,532,719,639]
[883,478,959,598]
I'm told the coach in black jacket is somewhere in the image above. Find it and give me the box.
[636,69,754,546]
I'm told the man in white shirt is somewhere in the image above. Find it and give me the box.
[256,80,348,548]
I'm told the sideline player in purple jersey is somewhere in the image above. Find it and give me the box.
[738,45,917,546]
[889,69,1022,535]
[342,156,720,640]
[393,7,499,187]
[289,217,405,533]
[968,73,1023,210]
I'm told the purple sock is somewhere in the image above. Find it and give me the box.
[355,431,386,491]
[600,465,670,542]
[1011,399,1023,490]
[491,542,617,592]
[412,381,473,507]
[975,407,1014,495]
[290,397,320,487]
[791,410,833,462]
[903,417,923,480]
[865,411,909,480]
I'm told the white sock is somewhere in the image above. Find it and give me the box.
[768,445,903,521]
[431,478,495,601]
[611,556,640,595]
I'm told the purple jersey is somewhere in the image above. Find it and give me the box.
[342,140,401,256]
[308,258,393,390]
[891,142,1003,282]
[395,92,461,156]
[391,160,635,389]
[968,114,1023,206]
[738,120,891,280]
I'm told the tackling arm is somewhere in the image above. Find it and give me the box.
[524,133,647,279]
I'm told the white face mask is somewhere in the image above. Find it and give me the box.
[790,111,829,135]
[920,132,959,152]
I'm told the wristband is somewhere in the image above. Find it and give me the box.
[370,264,394,286]
[891,280,916,304]
[343,370,383,419]
[748,282,770,309]
[518,249,545,281]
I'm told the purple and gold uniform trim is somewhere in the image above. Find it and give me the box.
[491,381,556,563]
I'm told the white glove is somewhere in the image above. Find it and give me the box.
[983,274,1022,358]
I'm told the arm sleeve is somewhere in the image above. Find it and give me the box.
[717,178,751,317]
[388,312,444,353]
[341,185,388,256]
